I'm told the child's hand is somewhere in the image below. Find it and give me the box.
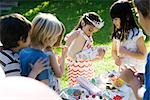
[30,58,47,73]
[29,58,47,78]
[61,45,68,58]
[97,47,106,58]
[134,73,144,84]
[119,46,127,56]
[115,56,122,66]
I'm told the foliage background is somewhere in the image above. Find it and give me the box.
[1,0,149,89]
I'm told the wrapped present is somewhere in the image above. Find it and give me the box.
[76,47,107,61]
[76,77,102,96]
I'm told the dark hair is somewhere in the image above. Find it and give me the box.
[0,13,32,49]
[74,12,102,30]
[110,1,139,41]
[134,0,150,18]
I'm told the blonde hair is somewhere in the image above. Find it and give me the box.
[31,13,65,48]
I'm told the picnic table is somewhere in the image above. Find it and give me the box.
[60,71,137,100]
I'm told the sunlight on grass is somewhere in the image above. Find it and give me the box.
[24,1,49,17]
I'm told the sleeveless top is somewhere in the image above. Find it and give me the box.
[65,29,94,61]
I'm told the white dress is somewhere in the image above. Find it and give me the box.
[118,28,146,73]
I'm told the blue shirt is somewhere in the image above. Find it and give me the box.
[19,48,60,92]
[19,48,52,81]
[144,52,150,100]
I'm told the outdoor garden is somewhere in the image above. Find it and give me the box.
[1,0,149,89]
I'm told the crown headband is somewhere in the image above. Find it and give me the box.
[85,16,104,29]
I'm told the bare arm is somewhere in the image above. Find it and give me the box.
[65,31,79,47]
[112,38,119,60]
[120,37,147,60]
[50,47,67,78]
[112,38,122,66]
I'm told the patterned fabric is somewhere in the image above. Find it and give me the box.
[143,53,150,100]
[67,59,93,86]
[19,48,60,93]
[0,49,20,76]
[66,29,94,86]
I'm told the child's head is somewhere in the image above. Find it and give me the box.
[0,13,32,50]
[74,12,104,36]
[31,13,65,49]
[134,0,150,19]
[134,0,150,35]
[110,1,138,30]
[110,1,138,40]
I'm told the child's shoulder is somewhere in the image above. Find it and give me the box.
[20,47,47,58]
[70,28,83,35]
[136,28,146,40]
[0,49,19,70]
[64,29,83,41]
[129,28,146,40]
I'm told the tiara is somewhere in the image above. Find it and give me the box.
[86,16,104,29]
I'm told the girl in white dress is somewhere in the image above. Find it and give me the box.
[110,1,147,100]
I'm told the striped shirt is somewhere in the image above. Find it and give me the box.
[0,50,20,76]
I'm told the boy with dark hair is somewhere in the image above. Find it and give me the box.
[0,13,45,78]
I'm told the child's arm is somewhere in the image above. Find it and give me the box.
[28,58,47,78]
[112,38,122,66]
[112,38,118,59]
[65,31,80,47]
[119,37,147,60]
[49,47,67,78]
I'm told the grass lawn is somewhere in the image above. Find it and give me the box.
[1,0,149,89]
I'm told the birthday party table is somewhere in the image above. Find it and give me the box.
[59,71,137,100]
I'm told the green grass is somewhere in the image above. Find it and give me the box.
[1,0,149,89]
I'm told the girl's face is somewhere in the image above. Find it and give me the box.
[113,18,121,29]
[82,24,98,36]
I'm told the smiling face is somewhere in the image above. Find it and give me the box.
[82,24,98,36]
[113,18,121,29]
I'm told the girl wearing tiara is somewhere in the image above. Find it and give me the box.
[65,12,106,86]
[110,1,147,99]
